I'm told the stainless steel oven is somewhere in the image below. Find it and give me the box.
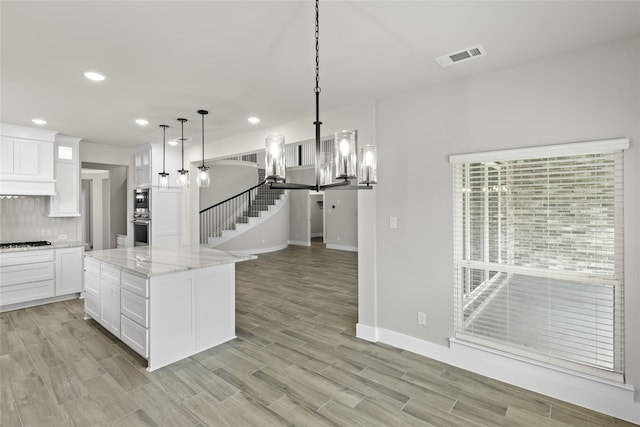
[133,188,151,246]
[134,188,150,213]
[132,213,150,246]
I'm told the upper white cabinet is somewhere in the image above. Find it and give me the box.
[134,145,152,188]
[50,135,81,217]
[0,124,57,195]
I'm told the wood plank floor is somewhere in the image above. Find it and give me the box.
[0,245,635,426]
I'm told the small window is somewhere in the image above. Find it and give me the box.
[58,145,73,160]
[450,138,627,380]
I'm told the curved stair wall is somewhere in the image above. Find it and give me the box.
[209,192,289,254]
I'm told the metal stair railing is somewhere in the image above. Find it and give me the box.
[199,180,284,244]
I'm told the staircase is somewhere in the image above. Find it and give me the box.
[200,169,286,246]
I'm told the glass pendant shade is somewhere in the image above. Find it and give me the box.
[197,166,210,187]
[265,133,286,182]
[158,124,170,190]
[358,145,377,185]
[177,170,189,188]
[334,130,357,179]
[319,152,333,186]
[158,172,170,190]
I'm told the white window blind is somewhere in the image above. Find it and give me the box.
[451,139,627,380]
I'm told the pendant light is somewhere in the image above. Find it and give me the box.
[176,118,189,188]
[265,0,377,191]
[197,109,210,188]
[158,124,170,190]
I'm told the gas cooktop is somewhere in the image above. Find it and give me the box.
[0,240,52,249]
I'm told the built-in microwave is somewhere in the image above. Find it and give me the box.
[134,188,150,213]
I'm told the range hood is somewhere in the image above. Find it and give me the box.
[0,123,57,196]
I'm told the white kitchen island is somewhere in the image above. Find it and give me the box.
[83,246,255,371]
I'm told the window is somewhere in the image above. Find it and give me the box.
[450,138,628,380]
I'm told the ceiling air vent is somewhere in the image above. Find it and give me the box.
[436,45,486,68]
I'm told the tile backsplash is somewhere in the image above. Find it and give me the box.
[0,196,81,243]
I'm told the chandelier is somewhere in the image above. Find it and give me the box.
[265,0,377,191]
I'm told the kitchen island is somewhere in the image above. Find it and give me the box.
[83,246,255,371]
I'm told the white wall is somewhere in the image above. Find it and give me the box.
[370,36,640,420]
[324,189,357,251]
[199,161,257,211]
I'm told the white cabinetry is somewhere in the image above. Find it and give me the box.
[0,250,55,306]
[0,246,84,310]
[120,271,149,357]
[134,145,152,188]
[0,130,56,195]
[50,135,81,217]
[55,247,83,295]
[99,264,121,337]
[83,254,236,371]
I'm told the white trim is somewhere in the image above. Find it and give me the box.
[358,326,639,424]
[326,244,358,252]
[356,323,378,342]
[288,240,311,247]
[0,293,80,313]
[310,233,323,238]
[449,137,629,164]
[227,244,288,255]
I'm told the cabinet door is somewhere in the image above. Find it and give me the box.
[0,138,14,174]
[56,247,83,296]
[100,280,121,337]
[50,140,80,216]
[13,140,40,175]
[134,147,152,187]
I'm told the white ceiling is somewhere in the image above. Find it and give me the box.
[2,1,639,149]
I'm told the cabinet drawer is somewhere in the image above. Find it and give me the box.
[85,294,100,320]
[0,262,54,287]
[85,257,100,276]
[0,279,54,306]
[84,272,100,299]
[101,264,120,284]
[121,289,148,328]
[0,250,54,267]
[120,315,148,358]
[121,271,148,298]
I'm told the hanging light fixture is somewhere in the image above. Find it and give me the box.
[197,109,210,187]
[265,0,377,191]
[158,124,170,190]
[176,118,189,188]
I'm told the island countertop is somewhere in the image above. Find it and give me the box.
[85,246,256,277]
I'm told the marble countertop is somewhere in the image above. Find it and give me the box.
[85,246,256,277]
[0,241,87,254]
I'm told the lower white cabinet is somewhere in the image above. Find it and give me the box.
[55,247,83,295]
[100,279,121,337]
[84,257,148,353]
[83,254,236,371]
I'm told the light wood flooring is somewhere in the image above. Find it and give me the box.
[0,245,635,426]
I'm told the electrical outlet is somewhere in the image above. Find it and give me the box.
[58,234,68,240]
[389,216,398,229]
[417,311,427,326]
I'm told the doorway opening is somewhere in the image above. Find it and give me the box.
[81,163,128,250]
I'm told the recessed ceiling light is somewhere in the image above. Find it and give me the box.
[84,71,106,81]
[248,117,260,124]
[32,118,47,125]
[136,119,149,126]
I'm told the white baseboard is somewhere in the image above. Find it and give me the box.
[228,244,288,255]
[311,233,323,238]
[356,325,639,424]
[288,240,311,247]
[326,244,358,252]
[0,293,80,313]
